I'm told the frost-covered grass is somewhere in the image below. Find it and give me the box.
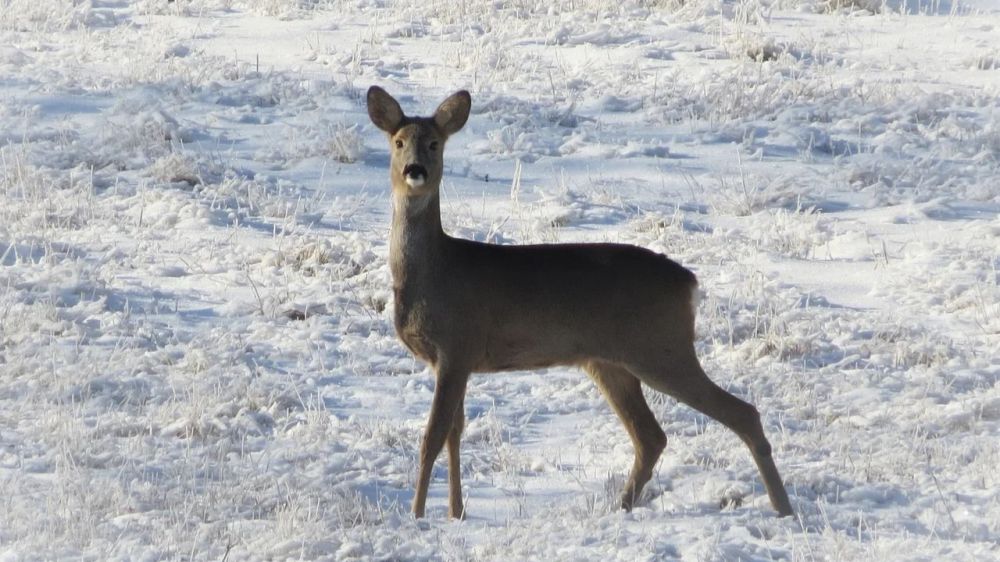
[1,0,998,560]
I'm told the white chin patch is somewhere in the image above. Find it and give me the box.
[405,176,425,188]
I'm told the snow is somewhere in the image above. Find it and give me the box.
[1,0,998,560]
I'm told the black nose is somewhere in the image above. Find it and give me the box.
[403,164,427,180]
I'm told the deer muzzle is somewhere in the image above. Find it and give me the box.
[403,164,428,188]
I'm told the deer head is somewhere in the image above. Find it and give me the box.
[367,86,471,199]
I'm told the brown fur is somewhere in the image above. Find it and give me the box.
[367,86,793,519]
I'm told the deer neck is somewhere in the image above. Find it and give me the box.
[389,188,448,288]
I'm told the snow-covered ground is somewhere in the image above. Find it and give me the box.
[1,0,998,559]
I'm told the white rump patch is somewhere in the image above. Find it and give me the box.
[690,281,702,315]
[405,176,425,188]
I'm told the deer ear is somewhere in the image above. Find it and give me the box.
[367,86,404,134]
[433,90,471,136]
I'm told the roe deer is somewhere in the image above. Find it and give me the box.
[366,86,794,519]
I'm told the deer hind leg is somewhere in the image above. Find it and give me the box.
[629,348,793,517]
[446,395,466,519]
[413,366,470,519]
[584,361,667,511]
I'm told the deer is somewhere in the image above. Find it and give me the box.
[366,85,794,520]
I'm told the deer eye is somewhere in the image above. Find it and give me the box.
[429,141,439,151]
[395,139,403,149]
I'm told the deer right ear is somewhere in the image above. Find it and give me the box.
[367,86,404,134]
[433,90,471,137]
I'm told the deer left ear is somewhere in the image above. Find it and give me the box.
[433,90,471,137]
[367,86,405,134]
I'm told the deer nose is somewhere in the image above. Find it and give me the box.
[403,164,427,180]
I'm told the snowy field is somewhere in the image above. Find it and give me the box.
[1,0,999,559]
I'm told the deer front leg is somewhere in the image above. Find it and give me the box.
[413,365,470,519]
[446,394,466,519]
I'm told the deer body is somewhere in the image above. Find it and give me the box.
[393,234,697,372]
[369,86,794,519]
